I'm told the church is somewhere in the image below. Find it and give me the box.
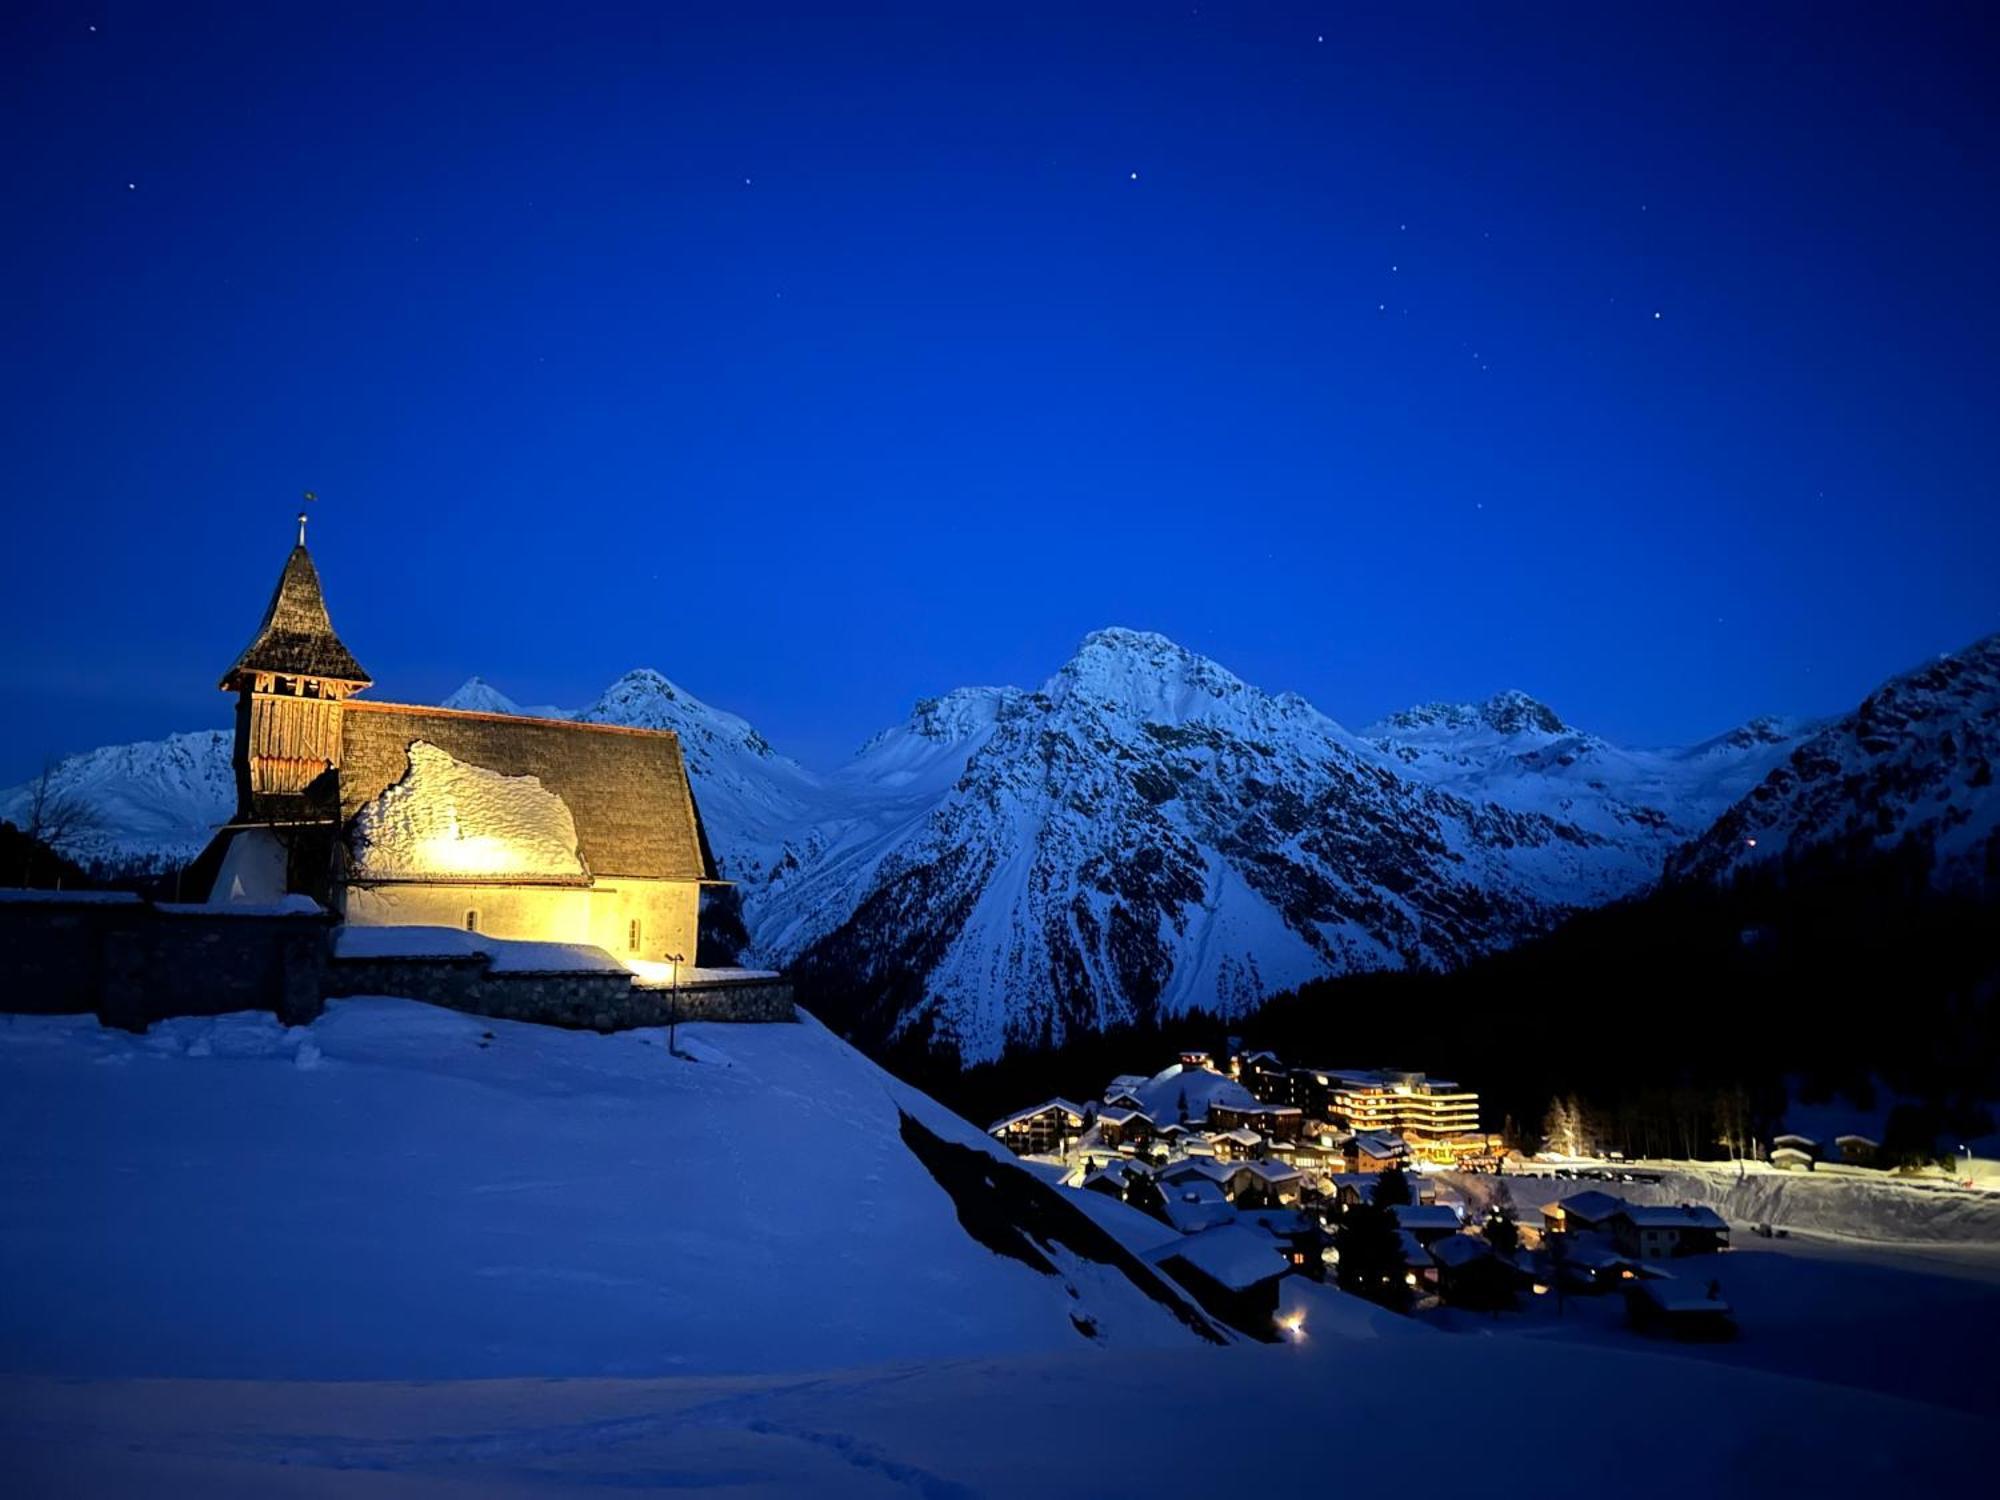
[195,516,721,971]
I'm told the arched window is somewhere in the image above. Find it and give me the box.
[628,918,642,952]
[464,909,479,933]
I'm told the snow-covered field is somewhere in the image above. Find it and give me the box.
[0,1001,1203,1380]
[2,1001,1992,1496]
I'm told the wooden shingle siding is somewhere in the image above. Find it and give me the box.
[340,702,719,882]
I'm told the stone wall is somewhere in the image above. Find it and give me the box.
[0,891,792,1033]
[324,958,795,1030]
[0,894,330,1030]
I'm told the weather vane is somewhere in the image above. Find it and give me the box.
[298,490,317,546]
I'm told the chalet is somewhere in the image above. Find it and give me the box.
[1151,1223,1292,1338]
[1607,1204,1730,1260]
[1771,1133,1820,1159]
[988,1099,1089,1156]
[1104,1075,1151,1105]
[1211,1127,1264,1162]
[1239,1159,1305,1205]
[1540,1189,1627,1236]
[1159,1177,1238,1234]
[1428,1234,1516,1310]
[1209,1100,1305,1142]
[1770,1145,1815,1171]
[1625,1273,1735,1340]
[1346,1131,1409,1173]
[1390,1203,1465,1248]
[1835,1134,1880,1168]
[1551,1233,1638,1293]
[1094,1106,1154,1149]
[195,518,721,968]
[1178,1050,1215,1070]
[1239,1208,1327,1281]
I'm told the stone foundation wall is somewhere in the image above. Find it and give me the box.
[0,893,792,1033]
[324,958,795,1030]
[0,895,330,1030]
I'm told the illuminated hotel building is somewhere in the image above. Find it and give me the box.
[1320,1070,1481,1139]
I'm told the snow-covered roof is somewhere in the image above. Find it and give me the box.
[1558,1234,1632,1271]
[1771,1133,1820,1149]
[1391,1204,1463,1232]
[1216,1128,1262,1146]
[0,888,143,904]
[1427,1234,1492,1269]
[1156,1223,1290,1291]
[1160,1181,1237,1234]
[331,924,628,973]
[987,1098,1088,1133]
[1615,1204,1729,1231]
[157,894,325,917]
[341,702,715,882]
[1243,1160,1302,1183]
[1352,1131,1407,1157]
[1632,1275,1732,1315]
[1128,1063,1258,1126]
[1097,1106,1150,1127]
[1549,1189,1626,1223]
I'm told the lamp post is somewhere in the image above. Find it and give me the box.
[665,951,684,1057]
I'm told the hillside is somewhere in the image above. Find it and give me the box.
[0,1000,1218,1378]
[1670,632,2000,890]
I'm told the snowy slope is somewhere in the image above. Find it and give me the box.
[1668,631,2000,889]
[1366,691,1809,885]
[0,1000,1217,1379]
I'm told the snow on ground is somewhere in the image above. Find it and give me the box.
[1422,1234,2000,1422]
[0,1001,1994,1494]
[1452,1162,2000,1246]
[0,1001,1206,1381]
[1,1319,1985,1498]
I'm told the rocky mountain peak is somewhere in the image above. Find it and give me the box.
[1478,689,1568,736]
[1047,628,1253,722]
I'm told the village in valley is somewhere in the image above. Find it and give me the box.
[987,1046,1943,1345]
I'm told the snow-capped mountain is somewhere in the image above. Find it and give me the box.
[574,669,825,885]
[1668,632,2000,890]
[1365,690,1810,886]
[0,730,235,871]
[763,629,1654,1058]
[438,676,573,720]
[8,630,1992,1059]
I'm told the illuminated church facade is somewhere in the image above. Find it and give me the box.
[197,519,719,968]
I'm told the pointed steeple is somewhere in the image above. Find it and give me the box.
[220,527,371,691]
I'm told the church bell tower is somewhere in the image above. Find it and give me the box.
[219,511,372,826]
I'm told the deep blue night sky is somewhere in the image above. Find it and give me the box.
[4,2,1997,781]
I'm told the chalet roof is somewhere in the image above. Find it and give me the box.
[338,703,719,883]
[1548,1189,1627,1224]
[1614,1203,1729,1232]
[988,1097,1089,1133]
[1156,1224,1289,1291]
[1391,1204,1464,1232]
[1427,1233,1493,1269]
[222,544,371,689]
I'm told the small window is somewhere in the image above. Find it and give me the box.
[464,909,479,933]
[628,918,641,952]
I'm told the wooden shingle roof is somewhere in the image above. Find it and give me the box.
[221,544,371,689]
[338,702,720,883]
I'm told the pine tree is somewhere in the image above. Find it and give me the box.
[1372,1164,1413,1207]
[1335,1203,1409,1311]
